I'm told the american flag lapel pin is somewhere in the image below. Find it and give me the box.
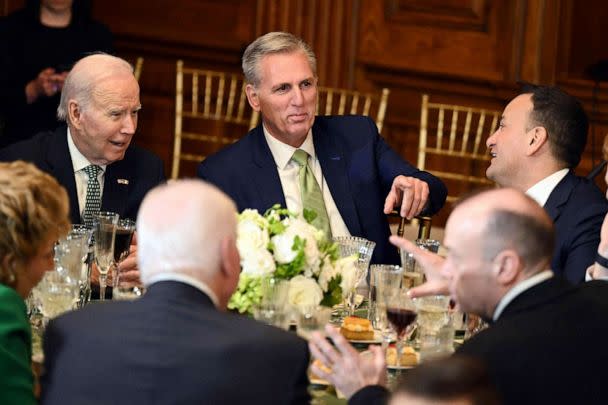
[117,179,129,185]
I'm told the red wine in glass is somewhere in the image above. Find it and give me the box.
[387,307,417,337]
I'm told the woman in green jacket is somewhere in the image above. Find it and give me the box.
[0,161,70,404]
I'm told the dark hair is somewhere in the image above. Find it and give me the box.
[25,0,93,27]
[519,83,588,168]
[394,356,501,405]
[482,208,555,270]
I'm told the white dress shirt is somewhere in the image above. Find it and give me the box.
[144,273,220,308]
[492,270,553,321]
[263,125,350,236]
[526,169,569,207]
[67,128,107,218]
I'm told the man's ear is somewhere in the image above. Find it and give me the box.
[68,100,84,130]
[526,126,548,156]
[245,84,261,112]
[219,236,240,282]
[492,250,521,286]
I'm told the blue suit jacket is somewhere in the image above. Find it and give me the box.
[544,171,608,284]
[197,115,447,264]
[0,126,166,223]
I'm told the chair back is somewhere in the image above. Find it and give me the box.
[172,60,258,179]
[418,94,500,203]
[317,87,390,133]
[133,57,144,81]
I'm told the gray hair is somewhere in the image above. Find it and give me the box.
[57,53,134,122]
[242,31,317,87]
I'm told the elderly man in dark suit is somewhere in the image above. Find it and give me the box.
[197,32,447,265]
[310,188,608,405]
[0,53,165,289]
[485,84,607,284]
[0,53,165,225]
[41,179,311,405]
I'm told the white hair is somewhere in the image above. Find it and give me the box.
[137,179,238,285]
[57,53,134,122]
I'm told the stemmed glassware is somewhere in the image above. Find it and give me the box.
[385,281,417,374]
[112,219,142,300]
[333,236,376,317]
[93,212,118,301]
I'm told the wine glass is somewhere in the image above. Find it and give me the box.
[386,283,417,373]
[69,224,94,306]
[93,212,118,301]
[333,236,376,317]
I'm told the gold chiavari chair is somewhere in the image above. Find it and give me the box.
[417,94,500,204]
[133,57,144,81]
[171,60,258,179]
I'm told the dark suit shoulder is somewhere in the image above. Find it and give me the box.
[0,129,60,164]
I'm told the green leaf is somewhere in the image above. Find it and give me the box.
[321,274,343,307]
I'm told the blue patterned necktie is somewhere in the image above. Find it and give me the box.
[82,165,102,228]
[291,149,332,238]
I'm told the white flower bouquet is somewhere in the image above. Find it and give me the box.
[228,205,358,314]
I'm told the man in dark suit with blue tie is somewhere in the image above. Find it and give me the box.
[485,84,607,284]
[41,179,311,405]
[197,32,447,265]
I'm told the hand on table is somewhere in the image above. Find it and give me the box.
[383,175,430,220]
[308,324,386,399]
[389,235,449,298]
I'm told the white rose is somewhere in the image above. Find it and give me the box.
[285,219,321,273]
[317,259,337,292]
[336,255,358,297]
[287,275,323,310]
[271,232,298,264]
[237,218,269,257]
[241,249,276,276]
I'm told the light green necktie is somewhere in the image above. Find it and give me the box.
[291,149,332,238]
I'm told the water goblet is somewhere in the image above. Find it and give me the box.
[93,212,118,301]
[333,236,376,317]
[69,224,94,306]
[296,305,332,340]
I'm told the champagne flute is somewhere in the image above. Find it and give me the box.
[386,284,417,374]
[93,212,118,301]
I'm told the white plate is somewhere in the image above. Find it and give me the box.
[387,364,416,370]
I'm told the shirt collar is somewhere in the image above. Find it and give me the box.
[263,124,315,169]
[526,169,569,206]
[144,273,220,308]
[492,270,553,321]
[67,127,107,173]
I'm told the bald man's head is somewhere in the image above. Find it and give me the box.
[442,188,554,317]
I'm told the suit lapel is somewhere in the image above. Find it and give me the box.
[250,126,287,211]
[45,128,81,224]
[102,159,131,218]
[313,120,362,236]
[543,171,575,221]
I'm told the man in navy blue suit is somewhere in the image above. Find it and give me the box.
[0,53,165,291]
[42,180,310,405]
[197,32,447,264]
[485,84,607,284]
